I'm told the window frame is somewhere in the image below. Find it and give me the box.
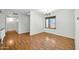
[45,16,56,29]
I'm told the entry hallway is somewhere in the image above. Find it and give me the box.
[0,31,75,50]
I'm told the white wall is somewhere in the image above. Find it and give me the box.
[0,13,5,30]
[5,15,30,34]
[75,10,79,50]
[30,11,45,35]
[6,17,18,32]
[44,9,75,38]
[18,15,30,34]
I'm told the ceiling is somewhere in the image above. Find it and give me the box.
[0,9,57,16]
[1,9,31,16]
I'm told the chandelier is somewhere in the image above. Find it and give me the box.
[39,9,55,15]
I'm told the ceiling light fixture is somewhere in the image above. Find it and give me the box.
[7,18,14,22]
[39,9,55,15]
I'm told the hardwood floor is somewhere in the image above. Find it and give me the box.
[31,32,75,50]
[0,31,75,50]
[0,31,30,50]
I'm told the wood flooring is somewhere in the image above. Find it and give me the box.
[0,31,30,50]
[31,32,75,50]
[0,31,75,50]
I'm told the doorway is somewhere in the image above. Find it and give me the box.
[5,16,18,33]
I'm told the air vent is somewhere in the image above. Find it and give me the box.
[12,13,18,15]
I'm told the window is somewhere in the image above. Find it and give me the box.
[45,16,56,29]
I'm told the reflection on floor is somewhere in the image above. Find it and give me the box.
[0,31,75,50]
[31,32,75,50]
[0,31,30,50]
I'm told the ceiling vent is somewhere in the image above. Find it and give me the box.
[12,13,18,15]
